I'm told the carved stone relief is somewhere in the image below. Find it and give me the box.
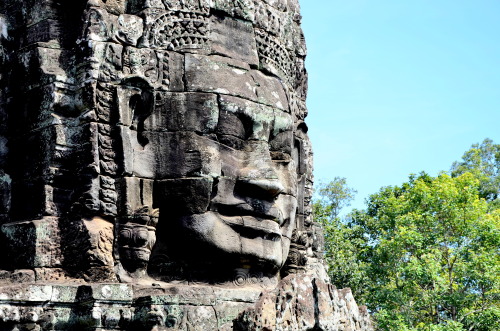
[0,0,372,329]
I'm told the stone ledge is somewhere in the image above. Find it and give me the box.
[0,282,260,330]
[0,277,372,330]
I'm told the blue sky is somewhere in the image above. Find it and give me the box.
[300,0,500,210]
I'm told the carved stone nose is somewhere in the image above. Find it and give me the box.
[237,177,284,200]
[237,165,284,199]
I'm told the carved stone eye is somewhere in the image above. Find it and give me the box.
[270,131,292,161]
[119,228,133,245]
[134,228,149,246]
[216,111,249,149]
[147,230,157,249]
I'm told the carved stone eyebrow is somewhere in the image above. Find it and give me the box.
[218,95,275,141]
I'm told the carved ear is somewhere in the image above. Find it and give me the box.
[130,92,153,147]
[118,76,155,147]
[121,76,155,111]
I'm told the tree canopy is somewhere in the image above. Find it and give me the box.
[451,138,500,208]
[314,140,500,330]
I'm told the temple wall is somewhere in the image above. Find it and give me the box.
[0,0,372,329]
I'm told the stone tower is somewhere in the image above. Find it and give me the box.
[0,0,372,329]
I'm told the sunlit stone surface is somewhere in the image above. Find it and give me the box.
[0,0,372,329]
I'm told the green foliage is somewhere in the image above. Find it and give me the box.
[315,140,500,331]
[356,172,500,330]
[451,138,500,207]
[313,178,370,299]
[314,177,357,220]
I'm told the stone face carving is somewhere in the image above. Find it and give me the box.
[0,0,372,329]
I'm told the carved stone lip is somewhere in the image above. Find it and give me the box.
[212,201,284,237]
[213,202,282,223]
[218,214,282,242]
[121,246,150,252]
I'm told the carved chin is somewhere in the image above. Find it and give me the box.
[179,212,289,268]
[120,247,151,264]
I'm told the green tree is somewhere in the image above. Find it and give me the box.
[349,172,500,330]
[315,142,500,330]
[313,178,370,299]
[451,138,500,206]
[314,177,357,220]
